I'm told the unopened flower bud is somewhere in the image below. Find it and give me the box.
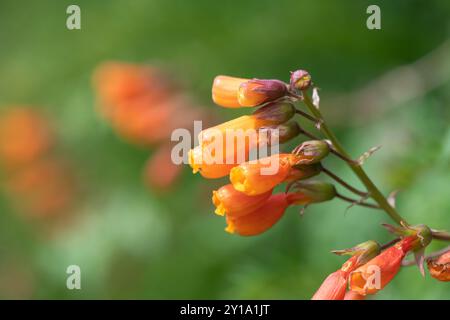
[292,140,330,164]
[259,121,301,145]
[286,180,336,205]
[238,79,288,107]
[332,240,381,267]
[252,101,295,125]
[284,163,321,182]
[290,69,311,92]
[427,250,450,282]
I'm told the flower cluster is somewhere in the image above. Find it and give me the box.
[188,68,450,298]
[93,61,207,190]
[189,72,340,235]
[313,225,434,299]
[0,107,77,218]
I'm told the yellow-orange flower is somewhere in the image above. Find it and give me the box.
[230,153,300,196]
[191,102,296,178]
[212,75,249,108]
[188,146,237,179]
[427,250,450,282]
[225,193,289,236]
[212,184,272,217]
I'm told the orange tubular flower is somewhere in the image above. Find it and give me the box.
[349,236,414,295]
[212,184,272,217]
[230,153,300,196]
[212,75,250,108]
[427,250,450,282]
[225,193,289,236]
[191,102,296,178]
[349,225,432,295]
[312,268,349,300]
[238,79,287,107]
[199,102,295,148]
[312,240,380,300]
[188,146,237,179]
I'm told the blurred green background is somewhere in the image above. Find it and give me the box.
[0,0,449,299]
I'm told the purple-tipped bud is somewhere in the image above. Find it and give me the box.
[290,70,312,92]
[292,140,330,164]
[260,121,301,145]
[252,101,295,125]
[238,79,288,107]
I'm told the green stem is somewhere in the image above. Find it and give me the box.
[301,90,408,226]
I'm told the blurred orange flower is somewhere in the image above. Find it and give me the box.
[0,108,53,170]
[427,250,450,282]
[143,143,183,190]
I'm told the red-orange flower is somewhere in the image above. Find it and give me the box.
[312,268,349,300]
[312,240,380,300]
[349,237,414,295]
[225,193,289,236]
[349,225,433,295]
[427,250,450,282]
[212,75,249,108]
[212,184,272,217]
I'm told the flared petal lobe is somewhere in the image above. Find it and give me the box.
[188,146,236,179]
[225,193,288,236]
[212,184,272,217]
[230,154,296,196]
